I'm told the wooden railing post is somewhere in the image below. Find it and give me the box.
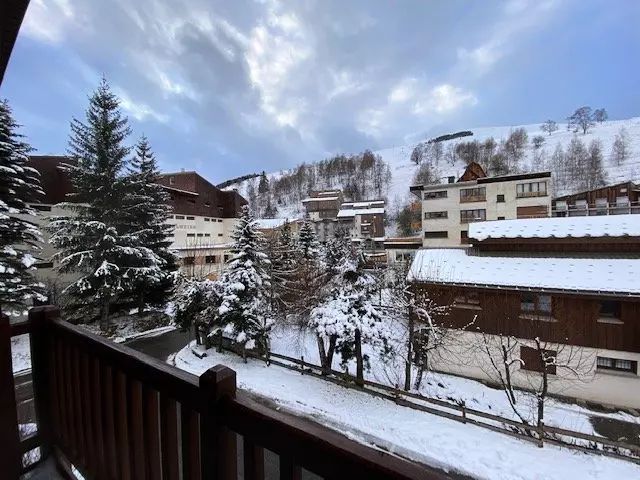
[199,364,237,480]
[0,309,21,480]
[29,305,60,461]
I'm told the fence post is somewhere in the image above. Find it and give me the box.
[199,364,237,480]
[461,402,467,424]
[537,420,544,448]
[0,309,21,480]
[300,355,305,375]
[29,305,60,461]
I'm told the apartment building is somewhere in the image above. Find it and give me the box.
[337,200,386,242]
[156,171,246,278]
[301,190,343,242]
[408,215,640,409]
[410,163,552,247]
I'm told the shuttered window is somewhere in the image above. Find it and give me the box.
[520,346,557,375]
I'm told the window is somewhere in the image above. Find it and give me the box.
[460,209,486,223]
[218,233,223,237]
[205,255,218,264]
[32,204,52,212]
[460,187,486,203]
[217,219,223,223]
[460,230,468,243]
[598,301,622,323]
[423,190,447,200]
[183,257,195,266]
[204,218,210,222]
[520,346,557,374]
[424,231,448,239]
[596,357,637,374]
[35,261,54,269]
[204,233,210,237]
[186,216,195,220]
[395,252,414,262]
[516,181,547,198]
[197,233,203,237]
[520,293,553,318]
[424,211,448,220]
[186,233,195,238]
[454,291,480,309]
[496,194,505,203]
[175,215,185,220]
[169,176,175,185]
[497,216,505,220]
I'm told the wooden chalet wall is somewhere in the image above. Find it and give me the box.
[473,237,640,254]
[553,182,640,207]
[415,285,640,353]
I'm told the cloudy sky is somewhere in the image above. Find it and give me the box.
[3,0,639,183]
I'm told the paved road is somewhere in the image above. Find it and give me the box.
[125,328,192,361]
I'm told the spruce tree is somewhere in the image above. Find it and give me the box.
[298,217,320,260]
[127,136,177,315]
[50,79,159,330]
[0,100,45,316]
[217,206,272,360]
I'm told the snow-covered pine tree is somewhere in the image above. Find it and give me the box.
[49,79,160,330]
[266,220,300,314]
[310,250,392,384]
[0,100,45,316]
[217,205,273,360]
[298,217,320,260]
[126,135,177,315]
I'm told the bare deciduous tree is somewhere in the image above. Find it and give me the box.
[567,106,595,135]
[593,108,608,123]
[611,127,631,166]
[540,120,558,136]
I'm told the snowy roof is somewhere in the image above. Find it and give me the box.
[302,196,339,203]
[470,215,640,241]
[337,207,385,218]
[407,248,640,296]
[160,185,199,196]
[341,200,385,208]
[254,218,297,229]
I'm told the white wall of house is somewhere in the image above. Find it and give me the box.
[167,214,237,248]
[430,330,640,409]
[420,176,552,247]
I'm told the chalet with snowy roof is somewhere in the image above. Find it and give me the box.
[552,181,640,217]
[410,163,552,247]
[407,214,640,409]
[254,217,302,240]
[301,190,344,242]
[337,200,386,242]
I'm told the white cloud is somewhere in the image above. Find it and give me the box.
[22,0,74,43]
[416,84,478,114]
[456,0,560,74]
[117,90,169,124]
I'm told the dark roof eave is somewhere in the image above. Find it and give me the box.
[408,279,640,299]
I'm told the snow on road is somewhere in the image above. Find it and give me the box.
[174,343,640,480]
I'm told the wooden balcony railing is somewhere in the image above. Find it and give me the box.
[551,202,640,217]
[1,306,450,480]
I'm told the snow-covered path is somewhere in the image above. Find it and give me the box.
[174,344,640,480]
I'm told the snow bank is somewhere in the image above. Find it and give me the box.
[470,214,640,241]
[174,343,640,480]
[407,248,640,295]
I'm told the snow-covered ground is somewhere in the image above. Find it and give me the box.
[11,334,31,373]
[174,337,640,480]
[225,117,640,226]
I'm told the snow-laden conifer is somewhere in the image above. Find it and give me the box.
[297,217,320,260]
[49,80,160,330]
[0,100,45,315]
[217,205,273,360]
[126,135,177,315]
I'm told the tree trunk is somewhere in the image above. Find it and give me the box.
[502,344,517,405]
[404,307,414,391]
[316,334,328,375]
[100,301,110,332]
[217,330,223,353]
[326,335,337,373]
[137,292,145,317]
[355,329,364,387]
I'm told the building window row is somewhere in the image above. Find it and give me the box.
[596,357,637,374]
[424,211,448,220]
[460,208,486,223]
[516,181,547,198]
[460,187,486,203]
[424,230,448,239]
[423,190,447,200]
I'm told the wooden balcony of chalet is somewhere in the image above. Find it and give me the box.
[1,306,452,480]
[551,201,640,217]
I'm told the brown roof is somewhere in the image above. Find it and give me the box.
[28,156,75,204]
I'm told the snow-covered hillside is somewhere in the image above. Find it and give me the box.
[224,117,640,225]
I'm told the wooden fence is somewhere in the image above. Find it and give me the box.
[0,306,453,480]
[234,348,640,465]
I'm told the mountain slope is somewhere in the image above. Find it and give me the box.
[224,117,640,226]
